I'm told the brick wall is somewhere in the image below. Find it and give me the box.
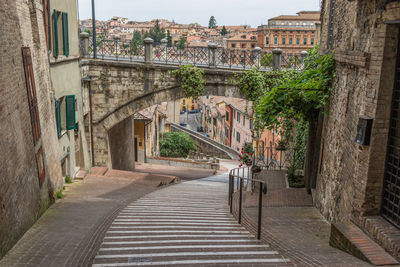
[0,0,62,259]
[316,0,400,224]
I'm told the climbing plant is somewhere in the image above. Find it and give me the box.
[169,65,205,99]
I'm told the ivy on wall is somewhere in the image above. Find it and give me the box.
[169,64,205,98]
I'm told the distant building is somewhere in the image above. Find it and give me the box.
[226,33,257,49]
[257,11,320,54]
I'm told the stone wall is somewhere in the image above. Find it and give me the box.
[316,0,400,224]
[0,0,62,258]
[82,59,243,167]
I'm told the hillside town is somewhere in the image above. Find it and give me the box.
[1,0,400,266]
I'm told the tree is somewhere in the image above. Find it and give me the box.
[208,16,217,29]
[166,30,172,47]
[130,30,143,55]
[160,132,196,158]
[220,25,228,36]
[144,19,166,46]
[177,35,187,50]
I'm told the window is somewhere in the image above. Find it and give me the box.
[241,44,246,48]
[213,118,216,126]
[55,99,61,137]
[231,43,236,48]
[282,37,286,45]
[265,36,269,45]
[225,127,229,137]
[251,44,255,48]
[296,37,300,45]
[311,38,315,45]
[250,119,253,130]
[65,95,76,130]
[289,37,293,45]
[274,36,278,45]
[303,37,307,45]
[233,110,236,119]
[243,116,245,126]
[237,112,240,123]
[52,10,69,57]
[236,132,241,142]
[226,111,229,121]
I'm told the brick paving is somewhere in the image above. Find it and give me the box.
[233,170,374,266]
[0,170,178,267]
[92,172,291,266]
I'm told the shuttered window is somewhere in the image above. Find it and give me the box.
[55,99,61,137]
[22,47,45,186]
[66,95,76,130]
[53,9,59,57]
[62,12,69,56]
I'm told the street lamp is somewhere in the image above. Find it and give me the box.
[91,0,97,58]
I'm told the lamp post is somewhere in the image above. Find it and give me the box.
[91,0,97,58]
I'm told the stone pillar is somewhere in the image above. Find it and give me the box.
[80,32,90,58]
[161,38,167,61]
[254,47,262,68]
[272,48,282,71]
[114,35,121,60]
[144,38,154,63]
[208,43,218,67]
[300,51,308,65]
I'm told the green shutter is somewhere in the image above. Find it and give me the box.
[65,95,76,130]
[62,12,69,56]
[53,10,59,57]
[55,99,61,137]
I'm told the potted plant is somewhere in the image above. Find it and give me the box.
[239,143,254,167]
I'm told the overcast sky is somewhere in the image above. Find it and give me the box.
[78,0,321,27]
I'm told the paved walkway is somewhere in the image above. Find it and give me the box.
[0,169,181,267]
[92,172,291,266]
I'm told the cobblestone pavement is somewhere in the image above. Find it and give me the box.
[237,170,372,266]
[92,171,291,266]
[0,170,178,267]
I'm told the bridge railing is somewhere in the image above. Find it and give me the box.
[81,34,308,71]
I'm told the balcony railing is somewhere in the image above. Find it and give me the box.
[81,34,308,71]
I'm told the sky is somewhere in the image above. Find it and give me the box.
[78,0,321,27]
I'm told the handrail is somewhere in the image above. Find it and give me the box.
[228,167,267,240]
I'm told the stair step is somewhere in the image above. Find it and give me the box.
[330,222,399,266]
[90,167,109,176]
[75,170,87,180]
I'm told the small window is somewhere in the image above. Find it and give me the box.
[289,37,293,45]
[243,116,245,126]
[236,132,241,142]
[296,37,300,45]
[311,38,315,45]
[241,44,246,48]
[282,37,286,45]
[265,36,269,45]
[231,43,236,48]
[249,119,253,130]
[237,112,240,123]
[274,36,278,45]
[251,44,255,48]
[52,10,69,57]
[226,111,229,121]
[303,37,307,45]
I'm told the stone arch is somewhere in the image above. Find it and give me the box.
[84,59,245,169]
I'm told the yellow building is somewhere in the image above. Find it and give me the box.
[180,97,200,112]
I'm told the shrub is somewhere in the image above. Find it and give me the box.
[65,176,73,184]
[160,132,195,158]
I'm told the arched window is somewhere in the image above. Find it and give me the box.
[265,36,269,45]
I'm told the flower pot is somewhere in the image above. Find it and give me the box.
[245,160,252,166]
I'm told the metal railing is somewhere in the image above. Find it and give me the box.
[81,34,308,72]
[229,167,267,240]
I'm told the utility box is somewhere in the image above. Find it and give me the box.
[355,116,373,146]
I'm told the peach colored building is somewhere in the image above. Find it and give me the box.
[257,11,320,54]
[227,33,257,49]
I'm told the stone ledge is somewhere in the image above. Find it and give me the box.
[334,50,371,68]
[330,222,398,266]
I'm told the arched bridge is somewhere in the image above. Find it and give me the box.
[80,34,306,171]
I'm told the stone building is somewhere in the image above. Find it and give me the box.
[257,11,320,54]
[0,0,62,258]
[49,0,90,178]
[316,0,400,260]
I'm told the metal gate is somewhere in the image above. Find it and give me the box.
[382,29,400,228]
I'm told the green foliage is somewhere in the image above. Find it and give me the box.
[177,35,187,50]
[56,189,64,199]
[143,19,165,46]
[65,176,73,184]
[130,31,143,56]
[292,119,308,171]
[260,53,273,67]
[220,26,228,36]
[160,132,196,158]
[169,65,205,98]
[167,30,172,47]
[237,69,265,101]
[255,46,335,129]
[208,16,217,29]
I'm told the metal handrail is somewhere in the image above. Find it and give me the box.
[229,167,267,240]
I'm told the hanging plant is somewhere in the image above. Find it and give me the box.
[169,64,205,98]
[239,143,254,167]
